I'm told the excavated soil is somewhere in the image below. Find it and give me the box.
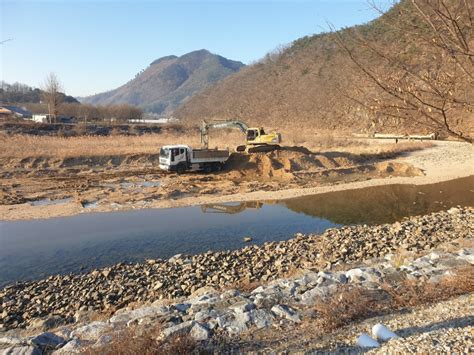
[0,146,424,220]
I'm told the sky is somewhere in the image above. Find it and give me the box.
[1,0,394,97]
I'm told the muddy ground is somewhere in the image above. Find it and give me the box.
[0,144,430,221]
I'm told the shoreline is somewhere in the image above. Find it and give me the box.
[1,168,472,222]
[1,207,472,332]
[1,141,473,221]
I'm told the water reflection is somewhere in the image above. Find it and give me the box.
[282,175,474,225]
[1,176,472,287]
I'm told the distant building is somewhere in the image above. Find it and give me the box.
[0,105,33,119]
[32,114,50,123]
[32,114,75,124]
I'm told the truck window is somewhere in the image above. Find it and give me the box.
[160,148,169,158]
[179,148,185,155]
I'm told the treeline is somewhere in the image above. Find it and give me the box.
[0,81,79,104]
[23,102,143,122]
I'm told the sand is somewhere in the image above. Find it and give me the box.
[0,140,472,221]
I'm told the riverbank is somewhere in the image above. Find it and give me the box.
[0,208,472,353]
[1,207,472,333]
[2,140,472,221]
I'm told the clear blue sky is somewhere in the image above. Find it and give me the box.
[1,0,394,97]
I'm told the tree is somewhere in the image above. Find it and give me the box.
[334,0,473,143]
[41,73,63,123]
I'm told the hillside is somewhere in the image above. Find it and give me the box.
[175,1,473,139]
[0,82,79,104]
[81,50,245,114]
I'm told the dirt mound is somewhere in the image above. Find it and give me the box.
[224,148,362,181]
[224,147,425,182]
[375,161,424,177]
[0,154,162,170]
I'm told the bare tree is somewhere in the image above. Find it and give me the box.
[42,73,63,123]
[334,0,473,143]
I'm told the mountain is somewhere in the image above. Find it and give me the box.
[81,50,245,114]
[174,1,472,138]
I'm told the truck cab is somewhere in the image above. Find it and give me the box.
[159,145,189,172]
[159,144,229,173]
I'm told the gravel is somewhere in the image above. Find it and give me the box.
[1,207,472,331]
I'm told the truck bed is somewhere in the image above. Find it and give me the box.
[192,149,229,159]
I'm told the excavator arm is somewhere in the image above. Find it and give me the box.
[200,120,249,149]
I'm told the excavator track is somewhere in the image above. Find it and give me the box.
[236,144,281,154]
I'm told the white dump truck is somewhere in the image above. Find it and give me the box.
[159,145,230,173]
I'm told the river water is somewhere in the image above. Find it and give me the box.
[0,175,473,287]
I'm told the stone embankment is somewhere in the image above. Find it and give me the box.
[1,244,473,353]
[1,207,472,333]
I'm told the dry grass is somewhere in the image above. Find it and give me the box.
[0,129,434,160]
[83,325,198,355]
[0,133,197,158]
[315,265,474,332]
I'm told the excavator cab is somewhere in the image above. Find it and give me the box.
[246,128,259,141]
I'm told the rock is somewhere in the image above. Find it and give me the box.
[188,294,219,306]
[243,237,253,242]
[189,323,210,341]
[226,312,250,335]
[216,313,235,329]
[30,315,66,331]
[193,309,218,322]
[174,303,191,313]
[53,339,85,354]
[229,301,256,313]
[1,346,41,355]
[153,282,164,290]
[249,309,273,329]
[30,332,66,350]
[70,321,111,340]
[447,207,460,214]
[94,334,113,346]
[345,267,383,283]
[457,248,474,264]
[73,310,95,323]
[109,306,169,324]
[271,305,301,323]
[220,289,240,299]
[0,337,24,346]
[161,321,195,339]
[300,284,338,305]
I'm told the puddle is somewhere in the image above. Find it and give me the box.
[1,175,473,287]
[29,197,73,206]
[102,180,161,190]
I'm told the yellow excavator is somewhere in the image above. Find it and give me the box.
[200,120,282,153]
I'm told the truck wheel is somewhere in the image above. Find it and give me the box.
[203,164,213,173]
[176,164,186,174]
[214,163,223,172]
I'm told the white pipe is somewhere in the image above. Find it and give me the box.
[357,333,380,348]
[372,323,399,341]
